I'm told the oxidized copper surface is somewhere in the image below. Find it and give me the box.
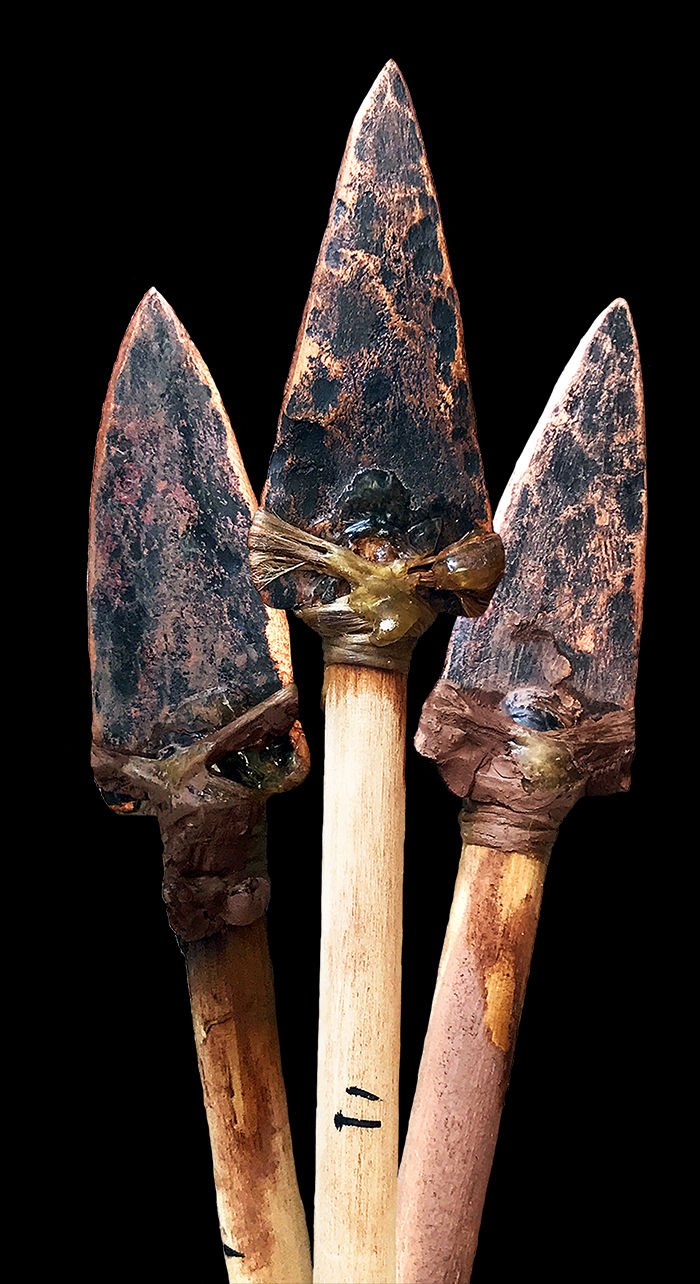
[260,61,493,616]
[89,288,291,756]
[417,299,646,839]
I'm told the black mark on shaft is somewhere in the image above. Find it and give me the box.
[334,1111,381,1131]
[223,1245,245,1259]
[346,1085,381,1101]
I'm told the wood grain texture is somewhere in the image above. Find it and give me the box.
[187,921,311,1283]
[314,666,406,1284]
[92,687,309,940]
[397,844,545,1284]
[261,60,491,617]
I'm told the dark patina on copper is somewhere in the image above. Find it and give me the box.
[88,289,308,939]
[256,61,500,634]
[416,299,647,850]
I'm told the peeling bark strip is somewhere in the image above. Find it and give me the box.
[400,301,647,1284]
[260,60,493,619]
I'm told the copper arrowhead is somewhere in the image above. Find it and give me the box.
[88,288,292,758]
[260,61,491,611]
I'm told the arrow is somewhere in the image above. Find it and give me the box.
[88,289,312,1284]
[249,60,501,1284]
[398,299,646,1284]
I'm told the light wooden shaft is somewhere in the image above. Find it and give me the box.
[397,842,547,1284]
[314,665,407,1284]
[186,920,311,1284]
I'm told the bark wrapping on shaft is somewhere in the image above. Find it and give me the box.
[416,682,636,858]
[92,686,308,940]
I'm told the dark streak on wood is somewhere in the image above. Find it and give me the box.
[333,1111,382,1130]
[261,61,491,613]
[346,1086,381,1101]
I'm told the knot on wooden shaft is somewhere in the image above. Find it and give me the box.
[91,687,308,940]
[249,509,504,672]
[417,681,636,858]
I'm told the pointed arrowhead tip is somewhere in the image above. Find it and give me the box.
[380,57,406,80]
[137,285,172,313]
[366,58,411,105]
[594,296,636,350]
[128,287,180,339]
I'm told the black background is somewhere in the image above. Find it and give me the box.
[42,26,678,1284]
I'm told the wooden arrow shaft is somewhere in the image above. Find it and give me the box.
[314,665,406,1284]
[186,921,311,1283]
[397,842,546,1284]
